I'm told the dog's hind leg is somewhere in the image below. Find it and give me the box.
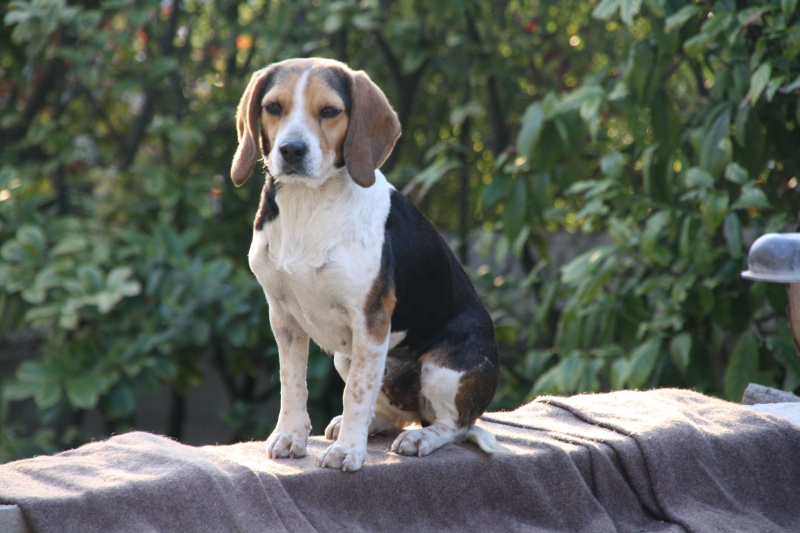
[324,353,410,440]
[391,363,463,456]
[391,355,498,457]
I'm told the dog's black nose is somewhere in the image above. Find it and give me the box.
[279,141,308,164]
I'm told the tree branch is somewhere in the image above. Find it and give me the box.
[464,6,509,155]
[120,0,182,169]
[0,58,64,149]
[373,31,403,87]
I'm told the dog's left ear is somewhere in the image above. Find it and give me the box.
[231,67,275,187]
[343,70,402,188]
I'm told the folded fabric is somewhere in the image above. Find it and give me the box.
[1,388,798,533]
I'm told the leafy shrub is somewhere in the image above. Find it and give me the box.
[4,0,800,461]
[2,0,600,457]
[492,0,800,401]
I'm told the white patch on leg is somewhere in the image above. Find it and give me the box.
[264,311,311,459]
[388,330,407,349]
[391,363,466,457]
[317,332,389,471]
[418,363,462,424]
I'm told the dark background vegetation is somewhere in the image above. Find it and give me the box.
[2,0,800,461]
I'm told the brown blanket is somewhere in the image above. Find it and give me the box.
[1,389,799,533]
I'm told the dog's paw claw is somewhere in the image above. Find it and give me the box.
[266,430,307,459]
[316,442,365,472]
[391,429,435,457]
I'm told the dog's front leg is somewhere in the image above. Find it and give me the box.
[265,308,311,459]
[316,331,388,472]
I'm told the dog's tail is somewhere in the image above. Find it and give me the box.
[464,425,512,455]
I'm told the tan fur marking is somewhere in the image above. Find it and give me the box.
[303,75,349,164]
[349,383,364,404]
[259,72,301,154]
[454,364,497,428]
[365,287,396,343]
[419,346,455,367]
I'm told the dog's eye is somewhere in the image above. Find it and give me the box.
[264,102,282,116]
[319,106,341,119]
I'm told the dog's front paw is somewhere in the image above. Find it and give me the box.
[323,415,343,440]
[316,442,366,472]
[266,428,308,459]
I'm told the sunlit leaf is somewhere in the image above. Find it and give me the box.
[724,163,748,185]
[722,213,742,258]
[16,225,47,254]
[732,186,769,210]
[620,0,643,26]
[66,376,99,410]
[724,331,759,400]
[51,234,88,256]
[641,211,671,265]
[610,357,629,390]
[593,0,621,20]
[516,102,545,159]
[34,383,62,410]
[669,333,692,372]
[684,167,714,189]
[749,62,772,105]
[502,178,528,240]
[627,337,662,388]
[699,107,731,177]
[664,5,702,33]
[700,191,729,233]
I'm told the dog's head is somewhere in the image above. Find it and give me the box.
[230,58,401,189]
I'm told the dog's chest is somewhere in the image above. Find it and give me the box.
[248,177,390,353]
[258,251,354,352]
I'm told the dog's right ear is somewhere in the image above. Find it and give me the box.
[231,67,276,187]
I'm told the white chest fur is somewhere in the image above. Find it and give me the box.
[248,170,392,354]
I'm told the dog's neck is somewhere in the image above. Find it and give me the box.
[265,169,390,273]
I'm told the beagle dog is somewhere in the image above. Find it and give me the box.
[230,58,500,471]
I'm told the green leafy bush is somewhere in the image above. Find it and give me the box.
[3,0,800,461]
[494,0,800,401]
[2,0,555,458]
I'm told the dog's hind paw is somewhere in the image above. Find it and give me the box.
[316,442,366,472]
[266,430,308,459]
[391,425,456,457]
[323,415,343,440]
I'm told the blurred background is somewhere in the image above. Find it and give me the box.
[2,0,800,461]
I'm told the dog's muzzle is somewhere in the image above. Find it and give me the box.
[279,141,309,176]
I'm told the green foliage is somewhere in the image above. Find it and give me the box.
[0,167,276,432]
[495,0,800,400]
[2,0,566,456]
[2,0,800,460]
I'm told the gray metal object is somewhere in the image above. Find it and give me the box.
[741,233,800,283]
[742,233,800,355]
